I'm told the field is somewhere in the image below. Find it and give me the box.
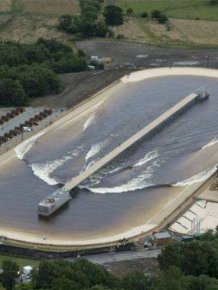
[112,0,218,21]
[16,0,79,16]
[0,253,39,268]
[0,0,79,44]
[0,0,11,12]
[0,0,218,48]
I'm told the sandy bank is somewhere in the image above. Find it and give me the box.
[122,67,218,83]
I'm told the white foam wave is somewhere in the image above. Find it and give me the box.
[86,161,158,194]
[85,140,108,161]
[107,166,122,174]
[30,159,65,185]
[15,132,45,160]
[83,114,95,131]
[30,149,80,185]
[173,61,200,66]
[202,138,218,149]
[133,150,158,167]
[173,166,217,187]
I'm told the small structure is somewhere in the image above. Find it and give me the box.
[23,266,32,276]
[153,231,172,246]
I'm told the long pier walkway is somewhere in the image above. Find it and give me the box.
[64,92,199,190]
[39,90,207,216]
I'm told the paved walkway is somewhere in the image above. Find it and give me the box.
[69,249,161,265]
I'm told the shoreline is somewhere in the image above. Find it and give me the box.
[0,174,216,250]
[0,67,218,250]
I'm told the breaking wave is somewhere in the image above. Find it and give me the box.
[84,161,159,194]
[202,138,218,149]
[15,132,45,160]
[30,149,80,185]
[133,150,158,167]
[173,166,217,186]
[85,140,108,161]
[83,114,95,131]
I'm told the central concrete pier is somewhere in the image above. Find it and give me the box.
[39,89,208,216]
[65,92,200,190]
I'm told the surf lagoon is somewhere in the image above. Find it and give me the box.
[1,67,218,246]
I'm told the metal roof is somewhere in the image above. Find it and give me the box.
[154,231,171,240]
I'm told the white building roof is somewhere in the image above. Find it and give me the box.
[154,231,171,240]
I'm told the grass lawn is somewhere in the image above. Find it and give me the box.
[113,0,218,21]
[0,253,40,268]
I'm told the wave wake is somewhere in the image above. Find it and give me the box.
[83,114,95,131]
[84,160,159,194]
[30,148,80,185]
[85,140,108,161]
[133,150,158,167]
[15,132,45,160]
[173,166,217,186]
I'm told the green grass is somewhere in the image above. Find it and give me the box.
[0,253,40,268]
[112,0,218,21]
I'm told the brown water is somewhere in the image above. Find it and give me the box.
[1,75,218,241]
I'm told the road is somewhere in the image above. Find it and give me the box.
[71,249,161,265]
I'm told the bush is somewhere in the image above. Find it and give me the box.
[95,22,109,37]
[158,14,168,24]
[210,0,218,4]
[126,8,133,15]
[116,34,124,39]
[151,10,162,19]
[140,12,148,18]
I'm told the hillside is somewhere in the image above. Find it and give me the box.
[109,0,218,47]
[0,0,79,45]
[1,0,218,47]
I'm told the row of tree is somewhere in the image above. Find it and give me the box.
[1,229,218,290]
[58,1,124,38]
[0,39,87,106]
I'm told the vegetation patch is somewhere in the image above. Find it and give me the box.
[0,39,87,106]
[113,0,218,21]
[15,0,79,16]
[0,0,12,13]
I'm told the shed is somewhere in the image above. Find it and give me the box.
[153,231,172,246]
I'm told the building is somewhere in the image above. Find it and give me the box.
[153,231,172,246]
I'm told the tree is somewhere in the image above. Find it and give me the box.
[51,278,78,290]
[156,266,184,290]
[95,22,109,37]
[209,0,218,5]
[1,260,19,290]
[0,78,25,106]
[33,261,60,289]
[58,15,73,31]
[151,10,162,19]
[158,14,168,24]
[103,5,123,26]
[140,12,148,18]
[122,271,151,290]
[126,8,133,16]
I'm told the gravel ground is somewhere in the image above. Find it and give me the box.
[77,40,218,69]
[104,258,159,276]
[30,40,218,108]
